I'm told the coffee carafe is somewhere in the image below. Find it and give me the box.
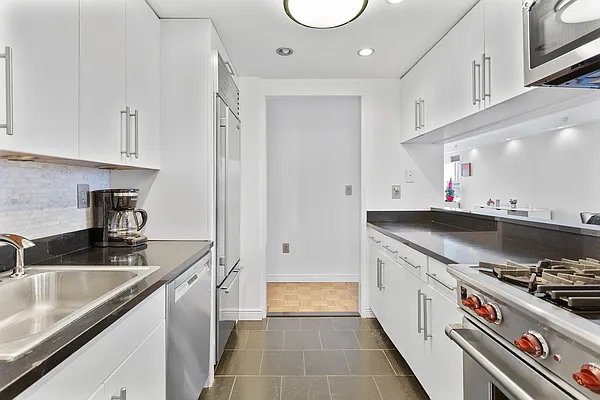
[92,189,149,247]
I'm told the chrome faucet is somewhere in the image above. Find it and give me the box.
[0,234,35,278]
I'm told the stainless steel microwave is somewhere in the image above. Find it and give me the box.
[523,0,600,88]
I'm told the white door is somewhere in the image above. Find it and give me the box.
[0,0,79,158]
[422,287,464,400]
[125,0,160,169]
[79,0,127,165]
[484,0,530,107]
[103,322,166,400]
[442,1,485,122]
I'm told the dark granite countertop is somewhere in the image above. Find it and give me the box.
[0,240,213,400]
[368,221,548,265]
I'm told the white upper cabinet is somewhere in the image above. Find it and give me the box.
[483,0,530,107]
[79,0,159,168]
[440,1,485,122]
[125,0,160,169]
[79,0,127,165]
[0,0,79,158]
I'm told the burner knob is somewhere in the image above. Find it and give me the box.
[574,364,600,393]
[462,294,483,310]
[514,331,549,359]
[474,303,502,324]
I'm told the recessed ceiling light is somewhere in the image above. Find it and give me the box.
[357,48,375,57]
[284,0,369,29]
[276,47,294,56]
[385,0,405,4]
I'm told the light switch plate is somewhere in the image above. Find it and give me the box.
[345,185,353,196]
[77,184,89,209]
[282,243,290,254]
[392,185,401,199]
[405,170,415,183]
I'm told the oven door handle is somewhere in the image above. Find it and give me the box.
[445,324,581,400]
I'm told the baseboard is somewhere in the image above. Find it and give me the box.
[239,309,265,320]
[266,274,359,282]
[363,307,375,318]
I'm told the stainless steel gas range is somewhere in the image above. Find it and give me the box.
[446,259,600,400]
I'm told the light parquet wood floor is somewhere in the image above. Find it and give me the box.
[267,282,359,313]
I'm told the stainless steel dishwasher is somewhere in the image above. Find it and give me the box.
[166,252,211,400]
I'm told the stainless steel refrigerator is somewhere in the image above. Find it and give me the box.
[215,53,242,365]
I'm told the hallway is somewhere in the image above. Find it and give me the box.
[267,283,359,315]
[200,317,429,400]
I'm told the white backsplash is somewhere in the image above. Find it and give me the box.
[0,160,110,239]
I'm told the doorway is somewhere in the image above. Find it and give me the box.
[266,96,361,316]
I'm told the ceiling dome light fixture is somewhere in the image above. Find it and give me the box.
[276,47,294,56]
[556,0,600,24]
[284,0,369,29]
[357,48,375,57]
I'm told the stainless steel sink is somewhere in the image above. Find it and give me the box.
[0,265,160,361]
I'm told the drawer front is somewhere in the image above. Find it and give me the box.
[18,286,166,400]
[426,258,458,301]
[396,242,427,281]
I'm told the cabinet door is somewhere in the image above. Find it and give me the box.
[79,0,127,165]
[442,2,485,122]
[484,0,530,107]
[125,0,160,169]
[367,237,383,319]
[422,288,463,400]
[398,68,421,142]
[0,0,79,158]
[104,321,166,400]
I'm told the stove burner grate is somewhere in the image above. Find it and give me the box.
[482,259,600,312]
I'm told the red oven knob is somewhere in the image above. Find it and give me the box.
[474,303,502,324]
[514,331,549,359]
[462,295,482,310]
[573,364,600,393]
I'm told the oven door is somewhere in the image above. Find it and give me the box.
[524,0,600,87]
[446,320,582,400]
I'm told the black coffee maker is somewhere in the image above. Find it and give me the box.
[92,189,148,247]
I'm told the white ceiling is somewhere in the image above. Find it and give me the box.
[148,0,478,79]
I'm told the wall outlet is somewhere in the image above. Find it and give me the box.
[345,185,353,196]
[282,242,290,254]
[77,184,90,209]
[392,185,401,199]
[405,170,415,183]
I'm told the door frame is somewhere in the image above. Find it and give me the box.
[259,80,371,318]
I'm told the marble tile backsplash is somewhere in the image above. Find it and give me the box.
[0,160,110,239]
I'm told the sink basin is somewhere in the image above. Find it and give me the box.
[0,265,160,361]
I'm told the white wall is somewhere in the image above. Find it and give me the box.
[456,120,600,224]
[238,78,443,318]
[266,96,361,282]
[0,160,109,239]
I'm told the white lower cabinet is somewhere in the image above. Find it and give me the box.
[368,235,384,320]
[367,228,463,400]
[100,321,166,400]
[17,287,166,400]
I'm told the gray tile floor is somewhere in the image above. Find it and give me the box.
[200,317,430,400]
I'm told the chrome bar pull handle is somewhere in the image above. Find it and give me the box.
[483,53,491,104]
[121,106,131,157]
[131,109,139,159]
[472,60,481,106]
[376,259,381,289]
[420,99,425,129]
[1,47,14,135]
[417,290,423,333]
[424,295,432,341]
[380,260,385,290]
[111,387,127,400]
[414,100,420,131]
[426,272,456,292]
